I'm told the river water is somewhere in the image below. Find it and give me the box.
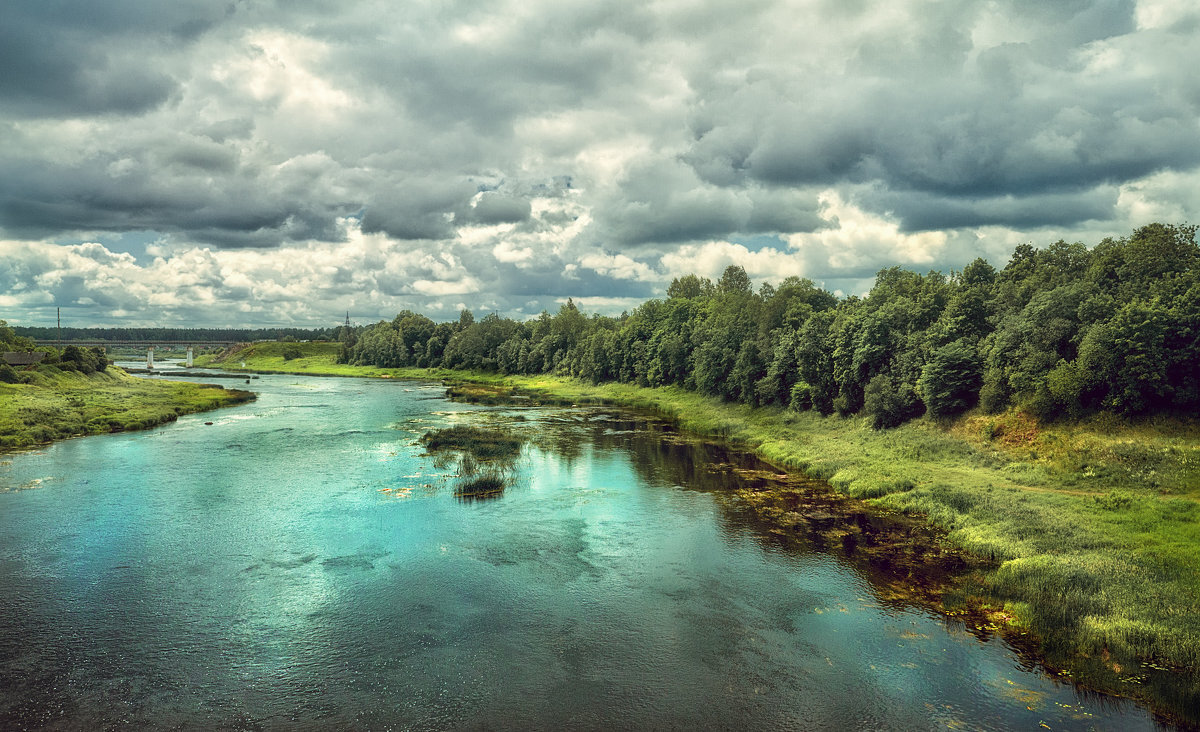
[0,373,1167,730]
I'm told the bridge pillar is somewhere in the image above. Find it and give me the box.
[147,347,154,370]
[186,346,194,368]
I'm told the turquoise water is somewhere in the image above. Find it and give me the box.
[0,374,1164,730]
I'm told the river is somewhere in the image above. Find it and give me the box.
[0,372,1168,729]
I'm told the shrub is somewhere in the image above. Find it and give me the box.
[788,381,812,411]
[282,345,303,361]
[979,371,1008,414]
[919,340,983,418]
[1094,489,1134,511]
[862,374,922,429]
[0,363,18,384]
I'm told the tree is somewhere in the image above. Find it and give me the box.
[863,374,922,429]
[667,274,714,299]
[919,341,983,418]
[1077,301,1174,415]
[717,265,752,295]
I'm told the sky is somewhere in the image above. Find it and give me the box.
[1,0,1198,328]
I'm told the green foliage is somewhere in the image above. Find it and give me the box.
[788,381,813,411]
[0,363,18,384]
[1094,489,1135,511]
[0,368,254,451]
[282,345,303,361]
[419,425,522,460]
[196,221,1199,428]
[920,341,982,418]
[666,273,714,299]
[862,374,922,429]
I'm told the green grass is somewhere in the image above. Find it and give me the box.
[495,376,1200,720]
[0,367,255,451]
[187,341,1200,720]
[194,341,458,379]
[419,425,523,460]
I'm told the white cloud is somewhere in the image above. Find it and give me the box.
[785,191,949,274]
[1,0,1197,325]
[659,241,808,283]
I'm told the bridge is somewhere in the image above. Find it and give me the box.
[33,340,241,348]
[32,340,242,369]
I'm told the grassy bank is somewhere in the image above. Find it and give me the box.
[0,367,256,451]
[491,375,1200,721]
[198,343,1199,722]
[192,341,451,378]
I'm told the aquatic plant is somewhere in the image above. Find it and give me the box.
[420,425,522,460]
[455,472,506,498]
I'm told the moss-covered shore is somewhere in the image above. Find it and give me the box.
[0,367,256,451]
[196,343,1200,726]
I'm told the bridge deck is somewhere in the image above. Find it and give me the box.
[33,340,241,348]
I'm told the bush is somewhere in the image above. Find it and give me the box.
[0,363,18,384]
[919,341,983,418]
[282,345,303,361]
[1046,359,1091,418]
[1094,490,1134,511]
[788,381,813,411]
[979,371,1008,414]
[1024,384,1061,422]
[61,344,99,374]
[862,374,923,429]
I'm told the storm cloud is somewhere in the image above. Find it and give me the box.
[1,0,1197,326]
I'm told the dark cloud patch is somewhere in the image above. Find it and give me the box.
[469,193,532,224]
[875,187,1120,232]
[0,0,231,117]
[360,179,478,241]
[598,159,825,246]
[322,2,649,134]
[0,151,353,246]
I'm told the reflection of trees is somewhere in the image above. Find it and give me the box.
[559,410,978,613]
[423,408,977,615]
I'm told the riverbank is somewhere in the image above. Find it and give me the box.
[0,367,256,451]
[193,345,1200,725]
[492,374,1200,723]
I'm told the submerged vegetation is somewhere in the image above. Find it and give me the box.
[419,425,523,460]
[475,376,1200,723]
[420,425,524,498]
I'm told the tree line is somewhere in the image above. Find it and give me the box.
[0,321,108,382]
[339,223,1199,426]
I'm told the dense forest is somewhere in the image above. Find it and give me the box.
[338,223,1199,426]
[10,326,334,343]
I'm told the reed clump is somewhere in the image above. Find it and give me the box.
[419,425,522,460]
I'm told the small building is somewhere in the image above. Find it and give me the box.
[2,352,46,366]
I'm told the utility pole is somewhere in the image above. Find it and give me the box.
[56,307,61,350]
